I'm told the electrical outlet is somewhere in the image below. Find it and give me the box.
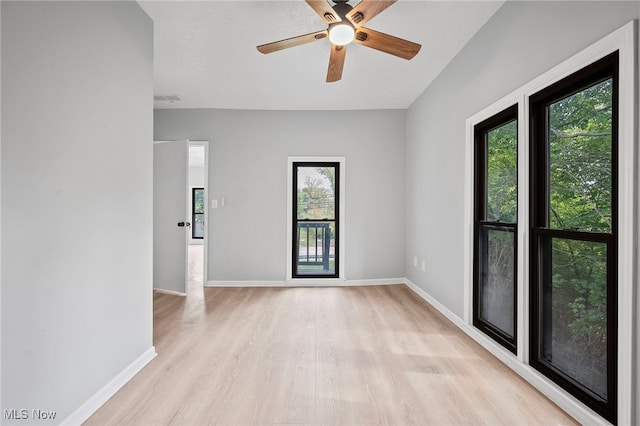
[413,257,418,267]
[421,260,426,272]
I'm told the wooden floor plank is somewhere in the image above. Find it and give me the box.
[85,284,577,425]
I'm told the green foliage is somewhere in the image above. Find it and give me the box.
[194,188,205,213]
[550,238,608,397]
[297,168,335,220]
[545,79,612,397]
[487,120,517,223]
[549,79,613,233]
[317,167,335,192]
[482,78,613,396]
[482,229,515,336]
[482,121,517,337]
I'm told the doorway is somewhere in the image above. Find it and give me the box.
[292,162,339,278]
[188,143,208,293]
[286,156,345,281]
[153,140,209,295]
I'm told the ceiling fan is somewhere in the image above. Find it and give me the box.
[257,0,421,83]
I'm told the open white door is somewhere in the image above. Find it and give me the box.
[153,140,189,294]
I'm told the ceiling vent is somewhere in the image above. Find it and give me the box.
[154,95,182,102]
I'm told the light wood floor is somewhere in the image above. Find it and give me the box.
[86,279,577,425]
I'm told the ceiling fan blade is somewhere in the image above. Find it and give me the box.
[326,44,347,83]
[305,0,342,24]
[354,27,421,60]
[257,30,328,54]
[346,0,397,27]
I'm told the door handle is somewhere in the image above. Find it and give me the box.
[177,222,192,228]
[177,222,185,227]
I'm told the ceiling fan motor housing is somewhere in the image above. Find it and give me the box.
[327,1,355,46]
[330,1,354,23]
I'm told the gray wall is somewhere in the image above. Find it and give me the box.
[405,1,639,422]
[154,109,406,282]
[1,1,153,423]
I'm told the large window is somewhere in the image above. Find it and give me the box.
[473,106,518,353]
[530,52,618,423]
[292,162,339,278]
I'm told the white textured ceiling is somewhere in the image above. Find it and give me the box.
[139,1,504,110]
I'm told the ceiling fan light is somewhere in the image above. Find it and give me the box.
[329,24,354,46]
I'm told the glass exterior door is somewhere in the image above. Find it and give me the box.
[292,163,339,278]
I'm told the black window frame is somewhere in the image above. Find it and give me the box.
[191,187,204,240]
[292,162,340,279]
[473,105,518,354]
[529,52,618,423]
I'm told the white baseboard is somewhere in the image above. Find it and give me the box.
[153,288,187,296]
[403,278,610,426]
[333,278,405,286]
[60,346,157,426]
[403,278,467,330]
[205,280,286,287]
[205,278,405,288]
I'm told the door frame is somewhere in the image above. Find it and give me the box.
[189,141,210,286]
[286,156,346,283]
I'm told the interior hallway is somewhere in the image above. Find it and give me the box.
[188,243,204,290]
